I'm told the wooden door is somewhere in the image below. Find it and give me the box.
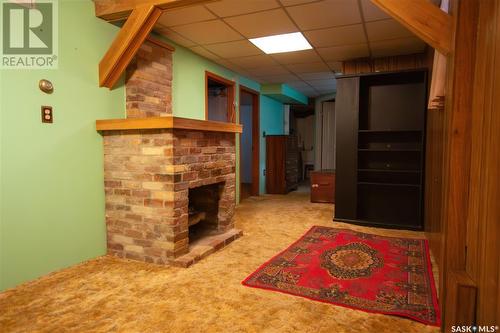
[266,136,286,194]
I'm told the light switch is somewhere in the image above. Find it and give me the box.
[41,106,53,123]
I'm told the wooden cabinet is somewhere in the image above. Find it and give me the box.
[334,70,427,230]
[310,170,335,203]
[266,135,298,194]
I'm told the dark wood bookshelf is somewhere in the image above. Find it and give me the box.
[334,70,427,230]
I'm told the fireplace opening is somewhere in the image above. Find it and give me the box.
[188,182,224,243]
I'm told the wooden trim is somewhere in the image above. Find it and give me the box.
[94,0,217,22]
[205,71,236,123]
[440,0,479,328]
[370,0,452,55]
[239,85,259,96]
[96,116,243,133]
[251,91,260,196]
[145,36,175,52]
[238,85,260,199]
[99,5,162,89]
[444,270,477,331]
[466,0,500,324]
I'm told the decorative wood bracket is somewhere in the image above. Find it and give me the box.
[370,0,453,55]
[94,0,217,22]
[98,4,162,89]
[97,0,216,89]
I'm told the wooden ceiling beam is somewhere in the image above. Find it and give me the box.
[370,0,453,55]
[99,4,162,89]
[94,0,217,22]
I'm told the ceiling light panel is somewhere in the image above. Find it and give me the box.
[249,32,312,54]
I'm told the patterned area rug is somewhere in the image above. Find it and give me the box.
[242,226,440,326]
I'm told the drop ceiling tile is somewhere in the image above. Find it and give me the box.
[370,37,426,57]
[171,20,242,45]
[224,9,297,38]
[297,71,335,80]
[316,43,370,61]
[306,78,337,88]
[157,6,215,27]
[212,58,235,68]
[327,61,343,72]
[155,25,197,47]
[297,86,320,97]
[189,46,220,60]
[204,40,263,58]
[212,59,249,75]
[206,0,280,17]
[287,62,330,73]
[256,73,299,83]
[366,19,414,41]
[248,65,291,76]
[304,24,366,48]
[280,0,317,6]
[286,80,312,89]
[360,0,390,21]
[286,0,362,30]
[316,87,336,94]
[271,49,322,64]
[228,55,278,69]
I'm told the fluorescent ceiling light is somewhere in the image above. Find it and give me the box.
[249,32,312,54]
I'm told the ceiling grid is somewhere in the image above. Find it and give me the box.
[153,0,427,97]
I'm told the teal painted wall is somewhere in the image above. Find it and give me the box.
[282,84,308,105]
[261,83,308,105]
[0,1,125,291]
[259,96,285,194]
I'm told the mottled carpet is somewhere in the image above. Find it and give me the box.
[0,192,440,333]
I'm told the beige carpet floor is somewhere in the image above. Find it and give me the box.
[0,192,440,333]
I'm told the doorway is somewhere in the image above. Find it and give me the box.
[319,100,336,170]
[239,86,260,202]
[205,71,235,123]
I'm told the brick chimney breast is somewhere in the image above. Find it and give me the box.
[102,40,239,267]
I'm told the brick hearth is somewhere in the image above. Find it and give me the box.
[98,39,242,266]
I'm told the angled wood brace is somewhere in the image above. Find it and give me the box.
[98,5,162,89]
[370,0,453,55]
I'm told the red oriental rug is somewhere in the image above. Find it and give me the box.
[242,226,440,326]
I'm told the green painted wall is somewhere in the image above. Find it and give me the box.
[163,35,286,196]
[0,55,4,290]
[0,1,125,291]
[0,1,291,291]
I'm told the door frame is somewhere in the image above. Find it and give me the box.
[205,71,236,122]
[238,85,260,200]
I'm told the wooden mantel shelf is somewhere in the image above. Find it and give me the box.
[96,116,243,133]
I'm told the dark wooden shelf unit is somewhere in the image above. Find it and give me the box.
[334,70,427,230]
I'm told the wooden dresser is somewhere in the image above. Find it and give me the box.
[310,170,335,203]
[266,135,299,194]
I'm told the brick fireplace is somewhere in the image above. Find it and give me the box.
[97,39,242,267]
